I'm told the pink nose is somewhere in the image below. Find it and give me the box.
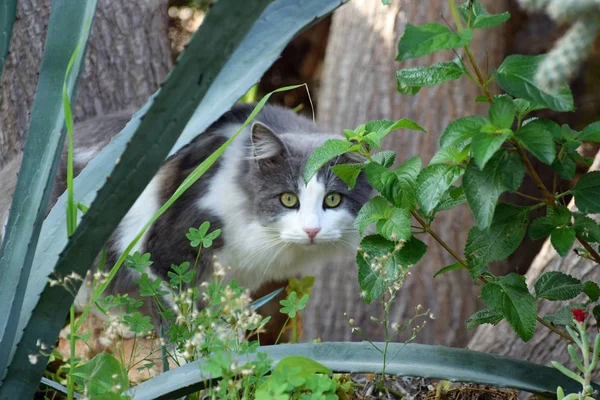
[303,227,321,242]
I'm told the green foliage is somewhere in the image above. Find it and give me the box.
[515,119,557,164]
[439,116,487,148]
[416,164,464,214]
[466,309,503,329]
[481,273,537,341]
[573,172,600,213]
[279,291,309,318]
[397,23,472,61]
[396,60,465,95]
[495,55,575,112]
[458,0,510,29]
[303,139,352,184]
[72,352,129,399]
[535,271,583,301]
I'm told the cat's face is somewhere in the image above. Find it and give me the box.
[241,122,372,250]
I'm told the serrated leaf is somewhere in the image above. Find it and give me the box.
[364,157,421,210]
[463,150,524,229]
[534,271,582,301]
[574,214,600,243]
[397,23,472,61]
[529,216,557,240]
[372,150,396,167]
[583,281,600,302]
[466,309,504,329]
[416,164,464,214]
[376,207,412,242]
[551,227,576,256]
[434,262,465,278]
[331,164,363,189]
[489,96,515,129]
[573,171,600,213]
[440,116,488,148]
[458,0,510,29]
[364,118,424,147]
[396,60,465,95]
[433,186,466,213]
[430,145,469,165]
[472,12,510,28]
[578,121,600,142]
[481,273,537,341]
[545,303,588,326]
[355,196,390,235]
[304,139,351,183]
[465,204,528,277]
[552,151,577,180]
[495,55,574,112]
[515,119,556,165]
[471,132,510,169]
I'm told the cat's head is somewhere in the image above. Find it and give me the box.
[240,121,372,251]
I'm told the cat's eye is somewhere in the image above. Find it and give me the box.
[280,192,299,208]
[324,192,342,208]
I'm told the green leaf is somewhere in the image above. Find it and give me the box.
[495,55,574,112]
[534,271,582,301]
[434,262,466,278]
[466,309,504,329]
[304,139,351,183]
[440,116,488,148]
[433,186,467,213]
[72,352,129,397]
[465,204,528,277]
[372,150,396,167]
[273,356,332,377]
[458,0,510,29]
[583,281,600,302]
[357,235,425,303]
[573,172,600,213]
[416,164,464,214]
[573,214,600,243]
[545,304,588,326]
[355,197,390,235]
[489,96,515,129]
[515,119,557,165]
[578,121,600,142]
[397,23,472,61]
[471,131,510,169]
[0,0,97,382]
[376,207,412,242]
[331,164,363,189]
[481,273,537,341]
[529,217,557,240]
[463,150,524,229]
[551,227,576,256]
[430,145,469,165]
[364,118,425,147]
[364,157,421,210]
[396,60,465,95]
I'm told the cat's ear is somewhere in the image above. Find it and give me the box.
[250,121,286,166]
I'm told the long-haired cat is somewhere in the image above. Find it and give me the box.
[0,104,372,338]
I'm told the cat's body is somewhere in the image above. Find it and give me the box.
[0,104,371,330]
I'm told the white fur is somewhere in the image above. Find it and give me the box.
[199,126,359,290]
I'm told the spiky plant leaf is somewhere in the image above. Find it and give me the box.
[0,0,17,80]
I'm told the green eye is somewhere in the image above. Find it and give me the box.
[280,192,299,208]
[324,192,342,208]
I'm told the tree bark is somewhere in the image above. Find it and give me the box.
[0,0,172,165]
[467,153,600,377]
[307,0,507,346]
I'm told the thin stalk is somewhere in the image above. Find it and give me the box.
[67,305,76,400]
[274,316,290,345]
[514,191,545,202]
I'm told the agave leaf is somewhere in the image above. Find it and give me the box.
[0,0,97,379]
[15,0,349,375]
[127,342,591,399]
[0,0,17,80]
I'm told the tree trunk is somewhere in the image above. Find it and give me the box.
[307,0,508,346]
[467,153,600,377]
[0,0,172,165]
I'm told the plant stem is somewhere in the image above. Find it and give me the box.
[514,143,553,200]
[577,235,600,265]
[274,316,290,345]
[67,305,76,400]
[411,210,576,344]
[514,191,545,202]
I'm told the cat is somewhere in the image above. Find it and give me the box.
[0,104,372,337]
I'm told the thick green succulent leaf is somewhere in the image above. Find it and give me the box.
[495,55,574,112]
[0,0,98,381]
[396,60,465,95]
[6,0,349,394]
[515,119,557,165]
[0,0,17,80]
[397,23,472,61]
[481,273,537,341]
[126,342,592,399]
[304,139,352,183]
[463,150,524,230]
[439,116,487,148]
[465,204,528,278]
[573,171,600,213]
[466,309,504,329]
[416,164,464,214]
[534,271,583,301]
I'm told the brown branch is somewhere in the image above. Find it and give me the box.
[577,235,600,266]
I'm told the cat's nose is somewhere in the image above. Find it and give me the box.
[303,227,321,243]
